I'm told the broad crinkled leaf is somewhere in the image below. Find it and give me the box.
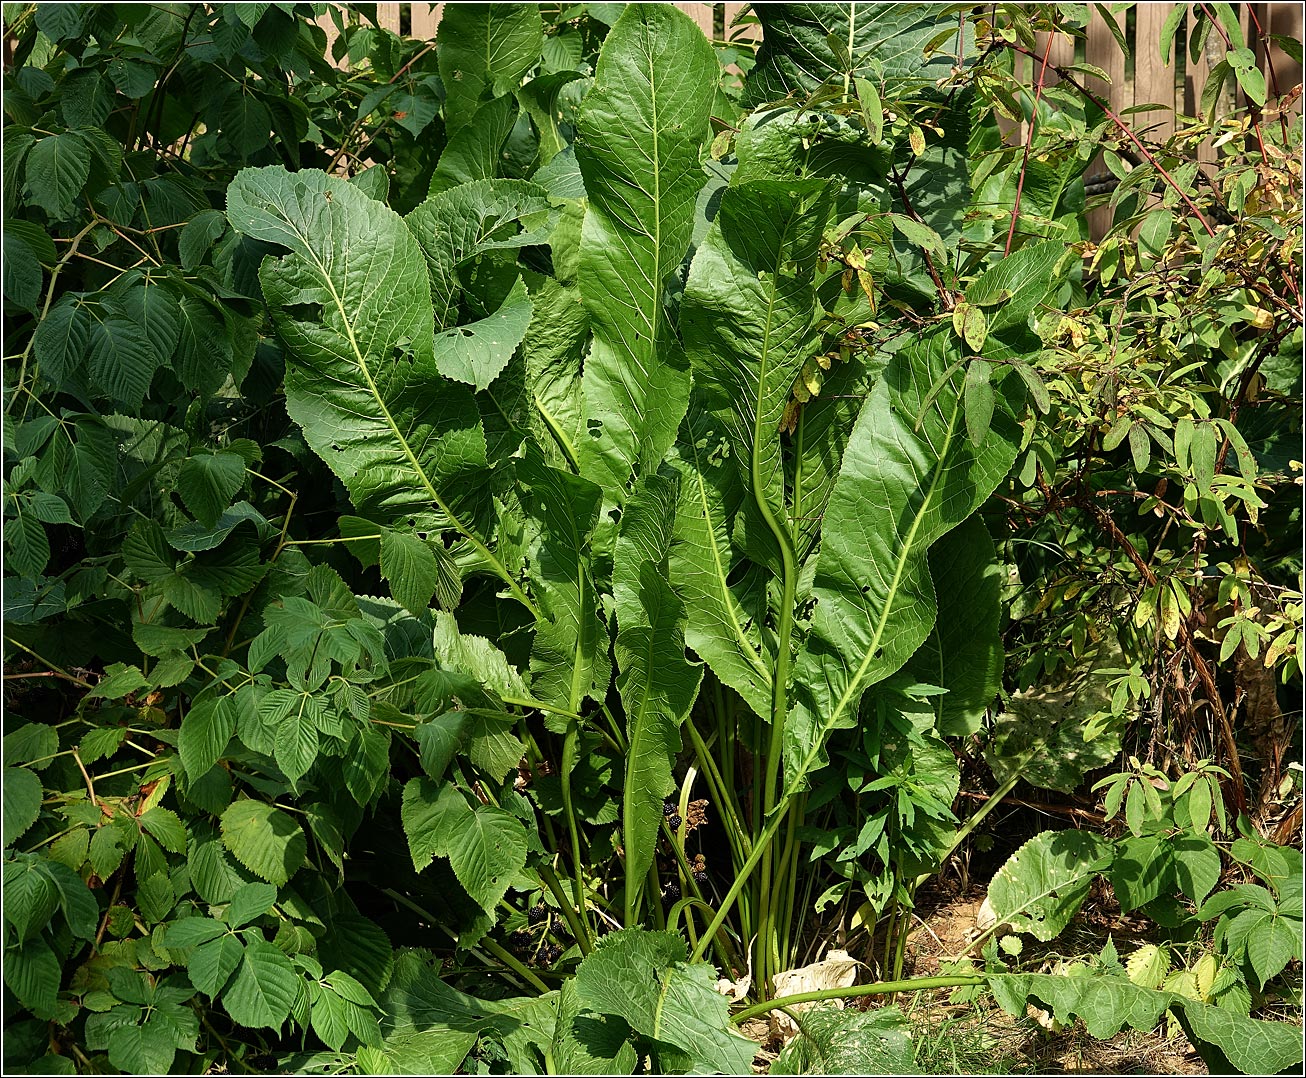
[989,971,1304,1076]
[573,928,756,1073]
[681,180,831,573]
[518,447,608,709]
[986,830,1111,941]
[616,562,703,903]
[770,1004,915,1075]
[744,4,975,106]
[226,167,523,608]
[986,643,1126,793]
[667,408,772,720]
[575,4,717,500]
[436,4,543,136]
[431,275,533,391]
[786,329,1023,791]
[522,275,587,472]
[551,978,638,1075]
[378,960,555,1073]
[904,515,1003,736]
[406,179,556,327]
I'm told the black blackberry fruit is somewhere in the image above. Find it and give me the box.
[693,869,709,885]
[663,801,676,817]
[663,880,681,902]
[668,813,683,830]
[527,902,549,925]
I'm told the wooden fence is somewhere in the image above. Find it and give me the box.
[318,2,1304,125]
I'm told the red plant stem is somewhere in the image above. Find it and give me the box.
[1005,42,1217,238]
[1004,31,1055,255]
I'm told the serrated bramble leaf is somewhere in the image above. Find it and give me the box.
[139,807,187,854]
[176,451,247,527]
[222,938,298,1029]
[25,131,90,217]
[3,857,60,941]
[399,778,526,915]
[88,314,159,408]
[220,800,306,887]
[225,881,278,928]
[178,696,236,781]
[3,766,43,846]
[379,529,438,616]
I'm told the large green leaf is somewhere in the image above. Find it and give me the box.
[985,643,1126,793]
[405,179,556,328]
[551,979,638,1075]
[770,1004,914,1075]
[377,959,555,1073]
[573,928,756,1072]
[667,408,773,720]
[903,515,1003,736]
[518,446,608,709]
[616,562,703,906]
[744,4,974,106]
[681,180,831,574]
[400,779,527,917]
[986,830,1112,942]
[436,4,543,137]
[221,938,298,1030]
[785,329,1023,791]
[219,800,306,887]
[989,970,1304,1076]
[24,131,90,217]
[226,167,529,612]
[574,4,717,500]
[3,766,42,846]
[522,275,587,472]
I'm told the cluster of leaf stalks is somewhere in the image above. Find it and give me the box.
[2,3,1302,1075]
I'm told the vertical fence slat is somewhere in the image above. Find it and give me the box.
[1032,30,1076,87]
[1265,2,1304,101]
[1086,9,1128,238]
[375,3,400,35]
[317,7,344,69]
[1135,3,1178,142]
[723,2,760,43]
[676,2,715,40]
[411,3,442,41]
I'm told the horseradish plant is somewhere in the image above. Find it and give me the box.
[3,2,1301,1074]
